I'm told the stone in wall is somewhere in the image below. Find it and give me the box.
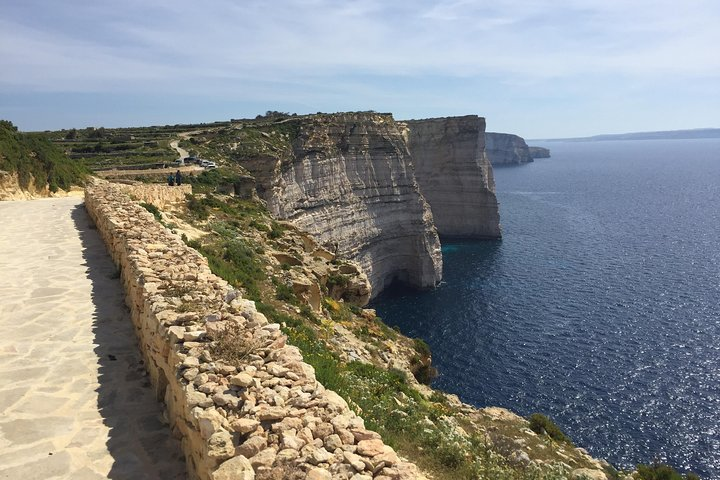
[404,116,502,239]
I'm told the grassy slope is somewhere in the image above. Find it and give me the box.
[0,120,87,192]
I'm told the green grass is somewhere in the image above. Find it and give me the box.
[268,221,285,239]
[188,167,249,194]
[274,280,298,304]
[200,236,266,301]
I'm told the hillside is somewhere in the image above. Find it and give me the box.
[0,120,87,194]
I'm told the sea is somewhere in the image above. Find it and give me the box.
[372,138,720,479]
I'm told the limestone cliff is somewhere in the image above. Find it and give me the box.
[529,146,551,158]
[404,116,502,239]
[232,113,443,298]
[486,132,534,165]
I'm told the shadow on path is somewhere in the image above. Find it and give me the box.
[71,203,187,480]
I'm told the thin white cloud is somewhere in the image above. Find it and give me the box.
[2,0,719,92]
[1,0,718,135]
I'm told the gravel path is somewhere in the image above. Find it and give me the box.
[0,196,186,480]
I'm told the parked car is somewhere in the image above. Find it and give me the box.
[200,160,217,169]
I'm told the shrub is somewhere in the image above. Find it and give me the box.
[269,221,285,239]
[635,463,699,480]
[429,391,448,404]
[299,304,320,324]
[412,363,439,385]
[210,320,266,367]
[185,194,209,220]
[249,219,270,232]
[188,167,248,194]
[527,413,573,445]
[275,281,298,303]
[323,297,352,322]
[139,202,162,221]
[413,337,432,359]
[326,273,349,289]
[201,238,265,300]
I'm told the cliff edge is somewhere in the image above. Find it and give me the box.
[219,113,443,299]
[486,132,534,165]
[405,115,502,239]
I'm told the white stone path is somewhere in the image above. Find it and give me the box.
[0,197,186,479]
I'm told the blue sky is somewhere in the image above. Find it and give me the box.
[1,0,718,138]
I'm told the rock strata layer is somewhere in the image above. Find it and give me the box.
[404,116,501,238]
[239,113,443,298]
[486,132,534,165]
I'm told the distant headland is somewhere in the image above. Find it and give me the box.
[534,128,720,142]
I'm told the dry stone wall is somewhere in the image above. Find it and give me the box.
[84,178,424,480]
[113,181,192,209]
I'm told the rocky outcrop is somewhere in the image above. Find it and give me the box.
[237,113,442,299]
[486,132,534,165]
[528,146,551,159]
[266,224,372,309]
[0,170,82,201]
[0,170,42,200]
[85,178,424,480]
[404,116,501,239]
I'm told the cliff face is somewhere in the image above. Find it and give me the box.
[404,116,502,239]
[529,146,551,158]
[238,113,443,298]
[486,132,534,165]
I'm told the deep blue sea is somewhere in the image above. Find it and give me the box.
[372,139,720,478]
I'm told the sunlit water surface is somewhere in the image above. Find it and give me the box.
[373,139,720,478]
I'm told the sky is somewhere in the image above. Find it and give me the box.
[1,0,719,138]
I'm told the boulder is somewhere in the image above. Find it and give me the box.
[211,456,255,480]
